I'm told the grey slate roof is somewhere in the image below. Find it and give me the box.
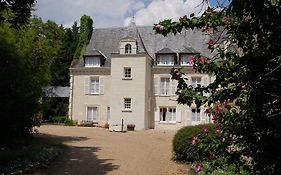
[156,47,175,54]
[44,86,70,98]
[74,24,215,68]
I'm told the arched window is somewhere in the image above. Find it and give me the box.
[125,44,132,54]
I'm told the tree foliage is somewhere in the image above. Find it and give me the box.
[155,0,281,174]
[0,0,35,28]
[73,15,93,60]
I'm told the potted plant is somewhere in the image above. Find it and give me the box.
[127,124,135,131]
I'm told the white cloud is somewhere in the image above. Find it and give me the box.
[33,0,208,28]
[124,0,209,26]
[34,0,146,28]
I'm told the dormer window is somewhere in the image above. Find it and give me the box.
[85,57,100,67]
[125,44,132,54]
[157,55,174,66]
[181,54,195,66]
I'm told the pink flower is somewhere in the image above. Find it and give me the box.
[155,24,165,31]
[223,100,228,108]
[208,39,215,49]
[203,126,209,133]
[212,116,217,123]
[192,136,199,145]
[200,57,207,62]
[188,56,196,64]
[195,162,203,172]
[215,105,222,113]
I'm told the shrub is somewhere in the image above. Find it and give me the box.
[78,121,95,127]
[173,124,217,162]
[51,116,67,123]
[64,118,76,126]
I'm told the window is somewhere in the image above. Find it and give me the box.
[125,44,132,54]
[181,55,194,66]
[124,98,132,110]
[85,57,100,67]
[157,55,174,66]
[87,107,98,122]
[191,107,201,122]
[123,67,132,79]
[159,107,176,122]
[90,77,99,94]
[191,77,202,88]
[160,78,170,95]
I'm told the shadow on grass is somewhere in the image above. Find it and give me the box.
[34,134,120,175]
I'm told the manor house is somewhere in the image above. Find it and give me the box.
[68,21,215,130]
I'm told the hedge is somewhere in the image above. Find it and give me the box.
[173,124,217,162]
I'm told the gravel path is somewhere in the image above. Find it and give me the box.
[35,125,189,175]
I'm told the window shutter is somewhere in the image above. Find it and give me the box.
[154,107,160,122]
[176,108,181,122]
[84,77,90,94]
[99,76,104,94]
[154,76,159,95]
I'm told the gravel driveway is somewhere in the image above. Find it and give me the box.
[35,125,189,175]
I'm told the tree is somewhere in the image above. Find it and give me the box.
[73,15,93,60]
[0,0,35,28]
[0,22,41,145]
[155,0,281,174]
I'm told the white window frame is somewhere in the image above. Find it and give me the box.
[191,77,202,88]
[160,77,170,96]
[159,107,176,123]
[85,57,100,67]
[86,106,98,122]
[125,44,132,54]
[191,107,201,125]
[180,55,194,66]
[157,55,174,66]
[123,67,132,79]
[123,98,132,111]
[90,77,100,94]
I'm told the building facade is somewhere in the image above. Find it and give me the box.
[69,21,215,130]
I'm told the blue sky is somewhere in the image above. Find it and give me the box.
[34,0,229,28]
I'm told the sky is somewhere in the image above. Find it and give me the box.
[34,0,229,28]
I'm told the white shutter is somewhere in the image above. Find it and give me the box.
[176,107,181,122]
[154,107,160,122]
[99,76,104,94]
[84,77,90,94]
[154,76,159,95]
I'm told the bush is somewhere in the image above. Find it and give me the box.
[78,121,96,127]
[64,119,76,126]
[173,124,217,162]
[51,116,67,123]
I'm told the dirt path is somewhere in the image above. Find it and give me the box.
[35,125,189,175]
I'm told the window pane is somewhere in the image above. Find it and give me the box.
[87,107,97,121]
[124,67,131,78]
[85,57,100,67]
[160,78,170,95]
[158,55,174,65]
[124,98,131,109]
[90,77,99,93]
